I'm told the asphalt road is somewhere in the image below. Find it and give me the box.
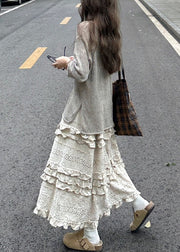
[0,0,180,251]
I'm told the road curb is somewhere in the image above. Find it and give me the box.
[139,0,180,42]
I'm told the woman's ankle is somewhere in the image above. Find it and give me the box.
[83,227,100,245]
[133,195,149,212]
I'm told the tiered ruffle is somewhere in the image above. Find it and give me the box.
[39,121,126,197]
[33,121,140,230]
[40,155,125,197]
[55,121,115,149]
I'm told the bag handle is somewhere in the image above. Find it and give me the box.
[118,58,125,80]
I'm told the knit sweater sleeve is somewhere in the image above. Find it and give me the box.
[67,22,92,83]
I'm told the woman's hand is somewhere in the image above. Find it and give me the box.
[52,56,74,69]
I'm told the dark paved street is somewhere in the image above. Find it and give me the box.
[0,0,180,251]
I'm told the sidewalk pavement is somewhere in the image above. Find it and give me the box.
[139,0,180,42]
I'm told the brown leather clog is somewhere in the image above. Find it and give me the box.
[63,229,103,251]
[130,201,155,232]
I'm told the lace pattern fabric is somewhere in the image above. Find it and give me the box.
[33,121,140,230]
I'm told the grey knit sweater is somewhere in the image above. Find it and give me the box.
[62,21,114,134]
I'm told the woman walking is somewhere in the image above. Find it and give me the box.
[33,0,154,251]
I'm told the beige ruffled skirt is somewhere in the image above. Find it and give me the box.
[33,120,140,230]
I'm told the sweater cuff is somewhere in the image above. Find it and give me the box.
[67,60,75,78]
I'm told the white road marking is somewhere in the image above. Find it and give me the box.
[134,0,180,56]
[0,0,36,17]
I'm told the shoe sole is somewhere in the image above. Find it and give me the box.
[131,203,155,232]
[64,244,103,252]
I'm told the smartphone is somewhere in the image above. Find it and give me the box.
[47,55,57,63]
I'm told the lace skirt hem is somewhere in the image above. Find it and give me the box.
[33,190,139,230]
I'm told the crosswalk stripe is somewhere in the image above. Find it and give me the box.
[76,3,81,8]
[60,17,72,24]
[19,47,47,69]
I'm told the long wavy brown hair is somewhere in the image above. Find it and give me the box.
[79,0,121,74]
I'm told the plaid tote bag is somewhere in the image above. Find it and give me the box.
[112,68,143,136]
